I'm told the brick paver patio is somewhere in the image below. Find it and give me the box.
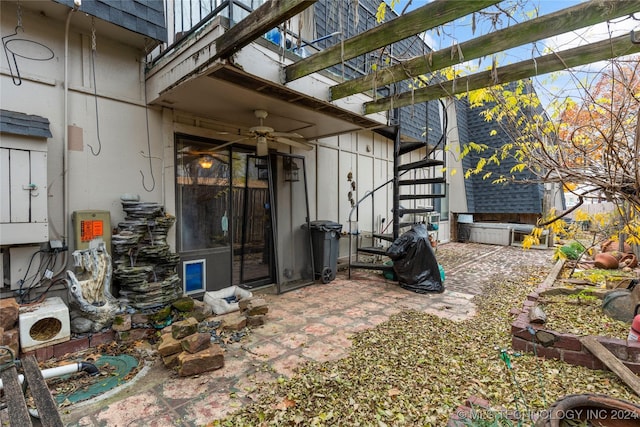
[52,242,554,426]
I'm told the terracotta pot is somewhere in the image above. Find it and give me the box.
[535,394,640,427]
[620,253,638,268]
[601,239,633,254]
[594,252,619,269]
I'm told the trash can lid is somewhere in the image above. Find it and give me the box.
[303,220,343,231]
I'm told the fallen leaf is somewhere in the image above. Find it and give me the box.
[387,388,401,398]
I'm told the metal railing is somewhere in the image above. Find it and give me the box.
[347,176,395,277]
[148,0,260,64]
[148,1,412,86]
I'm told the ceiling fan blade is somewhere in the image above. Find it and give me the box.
[270,131,304,139]
[208,136,249,151]
[274,137,314,151]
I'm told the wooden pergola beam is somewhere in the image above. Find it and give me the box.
[364,33,640,115]
[333,0,640,100]
[284,0,500,82]
[215,0,316,59]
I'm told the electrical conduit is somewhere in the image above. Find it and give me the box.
[52,1,81,278]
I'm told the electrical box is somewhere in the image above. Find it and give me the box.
[72,210,112,252]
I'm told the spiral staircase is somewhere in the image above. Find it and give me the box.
[348,124,446,278]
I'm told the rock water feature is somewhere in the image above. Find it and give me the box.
[112,201,181,311]
[67,242,119,333]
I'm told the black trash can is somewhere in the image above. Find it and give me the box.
[458,223,471,243]
[304,220,342,283]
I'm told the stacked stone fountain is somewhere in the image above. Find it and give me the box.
[112,201,181,311]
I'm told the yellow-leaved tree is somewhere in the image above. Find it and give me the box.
[463,58,640,256]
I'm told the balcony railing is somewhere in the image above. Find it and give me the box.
[148,0,265,64]
[147,0,435,142]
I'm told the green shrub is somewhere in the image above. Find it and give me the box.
[559,241,585,260]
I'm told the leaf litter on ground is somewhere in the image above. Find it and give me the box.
[211,262,640,426]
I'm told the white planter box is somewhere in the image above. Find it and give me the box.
[19,297,70,352]
[467,222,513,246]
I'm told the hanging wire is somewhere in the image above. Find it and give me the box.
[17,0,22,28]
[339,0,345,80]
[498,347,528,423]
[2,0,54,86]
[88,18,102,156]
[140,57,156,192]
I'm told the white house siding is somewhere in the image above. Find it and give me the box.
[445,99,469,215]
[1,4,163,296]
[315,138,340,221]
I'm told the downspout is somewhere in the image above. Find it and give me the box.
[54,1,81,277]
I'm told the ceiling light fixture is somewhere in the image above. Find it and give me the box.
[256,136,268,156]
[199,155,213,169]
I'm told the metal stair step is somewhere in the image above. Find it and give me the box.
[398,141,427,156]
[399,194,445,200]
[397,158,444,171]
[397,206,435,215]
[398,177,446,186]
[372,233,395,242]
[349,262,394,272]
[398,221,423,228]
[373,125,398,140]
[357,246,388,256]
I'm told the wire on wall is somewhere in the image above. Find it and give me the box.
[15,247,68,304]
[2,0,54,86]
[88,18,103,156]
[140,53,156,193]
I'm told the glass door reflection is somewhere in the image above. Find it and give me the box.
[233,153,273,288]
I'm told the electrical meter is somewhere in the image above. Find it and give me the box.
[72,210,111,252]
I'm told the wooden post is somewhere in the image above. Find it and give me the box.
[21,354,63,427]
[580,336,640,397]
[0,364,33,426]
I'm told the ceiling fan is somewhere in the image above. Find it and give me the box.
[212,109,314,156]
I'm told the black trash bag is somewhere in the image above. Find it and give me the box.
[386,223,444,293]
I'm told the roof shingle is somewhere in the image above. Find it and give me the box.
[0,110,52,139]
[54,0,167,43]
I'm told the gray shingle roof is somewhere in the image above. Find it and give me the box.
[54,0,167,43]
[0,110,52,138]
[459,94,544,215]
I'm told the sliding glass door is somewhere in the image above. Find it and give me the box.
[233,153,274,288]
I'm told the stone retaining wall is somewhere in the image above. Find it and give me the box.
[510,260,640,373]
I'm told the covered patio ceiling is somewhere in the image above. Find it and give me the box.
[146,0,389,143]
[152,63,382,141]
[148,0,640,142]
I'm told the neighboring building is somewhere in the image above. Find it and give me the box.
[1,0,552,306]
[446,91,565,246]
